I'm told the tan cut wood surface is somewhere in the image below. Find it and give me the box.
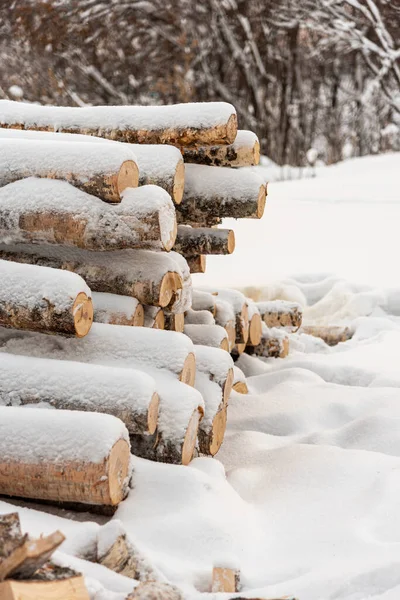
[0,576,90,600]
[185,254,206,273]
[0,531,65,581]
[211,567,240,593]
[179,352,196,387]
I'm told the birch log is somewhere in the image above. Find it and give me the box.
[232,366,248,394]
[163,311,185,333]
[0,407,130,505]
[246,325,290,359]
[0,178,175,251]
[177,165,266,225]
[0,137,138,202]
[301,325,352,345]
[0,128,185,205]
[257,300,303,330]
[93,292,144,326]
[203,288,249,345]
[214,299,236,352]
[0,100,237,146]
[174,226,235,255]
[0,352,160,435]
[185,254,206,274]
[0,245,183,307]
[247,299,262,346]
[195,372,227,456]
[143,305,165,329]
[165,251,192,314]
[0,260,93,337]
[183,130,260,167]
[194,345,234,407]
[184,309,215,326]
[0,322,196,386]
[191,289,216,315]
[0,530,65,581]
[184,324,229,351]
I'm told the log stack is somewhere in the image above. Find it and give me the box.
[0,98,270,513]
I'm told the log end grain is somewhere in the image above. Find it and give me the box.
[163,218,178,252]
[256,184,267,219]
[227,230,236,254]
[159,272,183,307]
[148,393,160,435]
[186,255,206,273]
[198,407,227,456]
[133,303,145,327]
[117,160,140,196]
[226,113,238,145]
[73,292,94,338]
[153,309,165,330]
[173,159,185,205]
[107,438,131,505]
[232,381,248,394]
[179,352,196,387]
[223,367,234,407]
[249,313,262,346]
[220,337,230,352]
[253,140,260,166]
[181,408,202,466]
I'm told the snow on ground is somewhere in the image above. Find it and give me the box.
[1,153,400,600]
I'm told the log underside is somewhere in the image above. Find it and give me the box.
[182,139,260,167]
[174,227,235,256]
[263,309,302,331]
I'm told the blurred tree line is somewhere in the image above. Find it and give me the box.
[0,0,399,165]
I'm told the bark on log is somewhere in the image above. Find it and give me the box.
[183,130,260,167]
[204,288,249,345]
[0,260,93,337]
[194,345,234,407]
[257,300,303,331]
[165,252,192,314]
[127,582,184,600]
[0,99,237,146]
[184,324,229,351]
[212,567,241,593]
[0,407,131,506]
[191,289,216,315]
[0,179,176,252]
[0,245,183,308]
[143,305,165,330]
[0,322,196,386]
[300,325,352,346]
[174,226,235,255]
[0,351,160,435]
[177,165,266,225]
[185,254,206,274]
[0,576,90,600]
[195,372,227,456]
[214,299,236,352]
[93,292,144,326]
[0,137,138,202]
[163,311,185,333]
[246,326,289,359]
[0,531,65,581]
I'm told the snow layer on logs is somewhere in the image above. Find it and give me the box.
[194,372,223,431]
[0,322,193,378]
[0,100,236,134]
[184,324,228,348]
[194,345,234,387]
[184,308,215,325]
[0,259,90,311]
[0,137,137,180]
[167,251,192,313]
[200,287,247,314]
[0,352,156,434]
[0,178,142,250]
[0,406,129,464]
[256,300,302,314]
[92,292,141,322]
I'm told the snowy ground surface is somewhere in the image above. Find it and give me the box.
[1,153,400,600]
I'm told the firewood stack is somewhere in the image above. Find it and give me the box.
[0,99,271,511]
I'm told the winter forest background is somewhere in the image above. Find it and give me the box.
[0,0,399,166]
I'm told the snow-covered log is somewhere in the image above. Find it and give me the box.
[174,226,235,255]
[0,260,93,337]
[246,325,289,359]
[212,567,241,593]
[0,530,64,581]
[257,300,302,330]
[0,128,185,206]
[114,185,177,252]
[177,165,266,225]
[301,325,352,346]
[247,299,262,346]
[0,575,90,600]
[0,137,138,203]
[93,292,144,327]
[191,289,216,315]
[127,582,184,600]
[184,309,215,326]
[0,352,159,435]
[163,311,185,333]
[0,322,196,386]
[194,345,234,406]
[165,252,192,314]
[202,288,249,345]
[0,407,130,506]
[232,366,248,394]
[183,130,260,167]
[0,178,174,252]
[185,254,206,273]
[143,305,165,329]
[214,298,236,352]
[0,245,183,308]
[0,100,237,146]
[195,372,227,456]
[184,324,229,351]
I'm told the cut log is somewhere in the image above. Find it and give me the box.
[185,254,206,274]
[0,127,185,205]
[114,185,177,251]
[165,252,193,314]
[127,581,184,600]
[246,325,290,359]
[0,576,90,600]
[174,226,235,255]
[0,407,131,505]
[177,165,267,225]
[184,324,229,351]
[195,372,227,456]
[163,311,185,333]
[257,300,303,331]
[0,351,159,435]
[301,325,352,346]
[0,531,65,581]
[203,288,249,345]
[0,99,237,146]
[183,130,260,167]
[0,260,93,337]
[184,308,215,326]
[93,292,144,327]
[194,345,234,407]
[0,245,183,308]
[143,305,165,330]
[247,300,262,346]
[0,137,138,203]
[0,322,196,386]
[232,366,248,394]
[211,567,240,593]
[214,298,236,352]
[192,289,216,315]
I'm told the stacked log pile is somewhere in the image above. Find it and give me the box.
[0,98,271,514]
